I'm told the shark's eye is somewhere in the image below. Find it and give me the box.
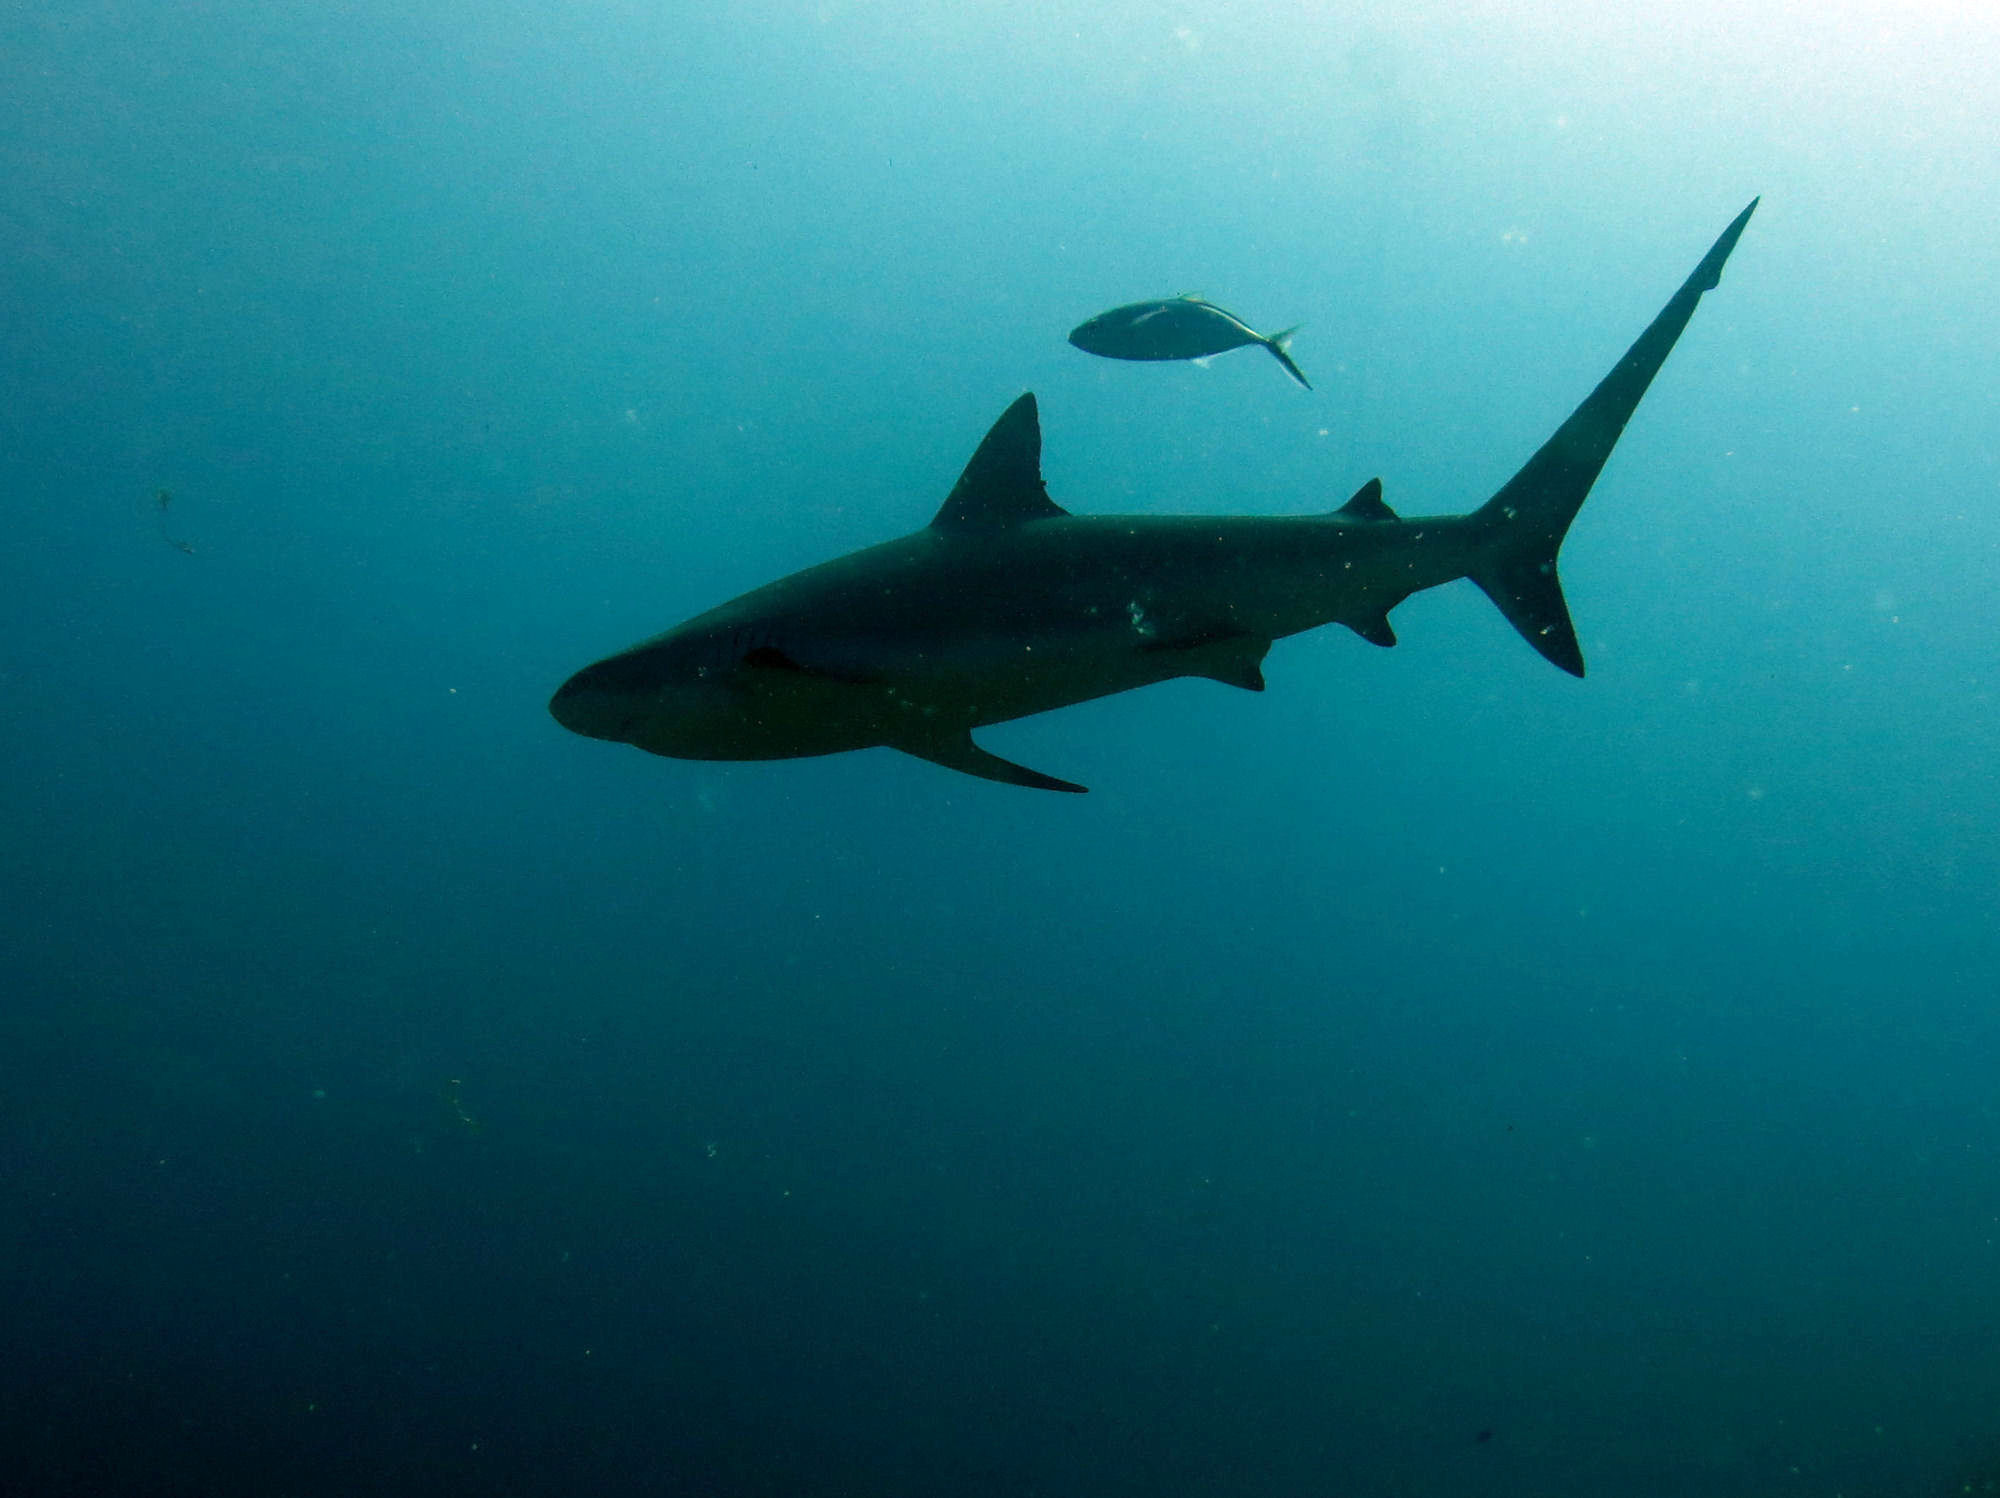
[742,646,805,672]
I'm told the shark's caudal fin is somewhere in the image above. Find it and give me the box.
[1469,198,1757,676]
[1264,325,1311,390]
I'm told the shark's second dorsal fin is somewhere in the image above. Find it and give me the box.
[1334,478,1396,522]
[931,394,1069,530]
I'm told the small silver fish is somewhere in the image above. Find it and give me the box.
[1068,295,1310,389]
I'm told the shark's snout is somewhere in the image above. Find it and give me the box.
[549,663,639,742]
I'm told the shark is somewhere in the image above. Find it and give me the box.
[551,200,1757,794]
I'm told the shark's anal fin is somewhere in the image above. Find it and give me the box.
[895,732,1087,794]
[1347,611,1398,648]
[1144,630,1271,691]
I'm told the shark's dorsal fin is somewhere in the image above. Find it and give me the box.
[1335,478,1396,522]
[931,394,1069,530]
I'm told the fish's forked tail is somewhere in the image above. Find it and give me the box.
[1468,198,1758,676]
[1263,325,1311,389]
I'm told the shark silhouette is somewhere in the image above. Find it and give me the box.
[552,201,1757,793]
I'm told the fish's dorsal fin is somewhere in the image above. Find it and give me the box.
[1334,478,1396,522]
[930,393,1069,530]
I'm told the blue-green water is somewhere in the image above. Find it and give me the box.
[5,5,1997,1495]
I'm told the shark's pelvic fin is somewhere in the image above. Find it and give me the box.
[1469,198,1758,677]
[1143,630,1271,691]
[930,393,1070,530]
[1335,478,1396,522]
[895,730,1087,794]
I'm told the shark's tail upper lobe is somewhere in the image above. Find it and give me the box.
[1468,199,1758,676]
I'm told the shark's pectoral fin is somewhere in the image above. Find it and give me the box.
[895,732,1087,794]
